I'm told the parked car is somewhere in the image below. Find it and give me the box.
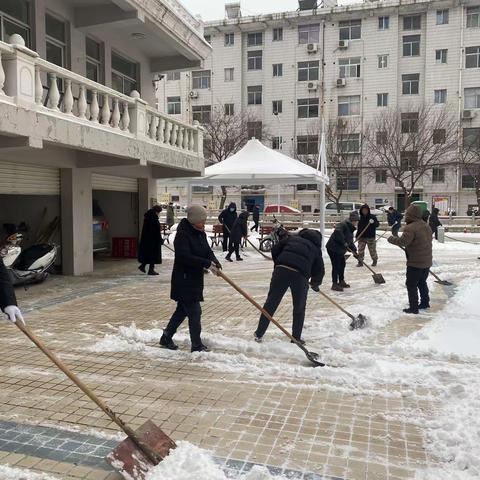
[325,201,384,217]
[264,205,301,214]
[92,199,110,252]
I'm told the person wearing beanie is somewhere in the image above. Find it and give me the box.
[326,211,359,291]
[160,205,222,352]
[226,211,249,262]
[138,205,163,275]
[356,204,380,267]
[388,204,433,314]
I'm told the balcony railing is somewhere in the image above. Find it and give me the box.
[0,35,202,157]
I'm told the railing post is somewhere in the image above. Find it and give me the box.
[128,90,147,139]
[193,120,203,157]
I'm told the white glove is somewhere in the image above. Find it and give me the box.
[4,305,24,324]
[369,219,375,224]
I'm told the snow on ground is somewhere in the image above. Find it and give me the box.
[0,465,57,479]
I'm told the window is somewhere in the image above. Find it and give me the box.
[433,129,446,144]
[338,95,360,116]
[432,167,445,182]
[247,85,262,105]
[192,70,211,89]
[224,103,234,116]
[166,71,180,81]
[272,100,283,115]
[297,185,318,191]
[247,32,263,46]
[462,173,476,189]
[46,13,68,69]
[336,171,360,190]
[273,27,283,41]
[376,131,387,145]
[86,37,103,84]
[111,52,138,94]
[376,169,387,183]
[247,50,262,70]
[401,151,418,171]
[378,54,388,69]
[403,35,420,57]
[402,74,420,95]
[466,46,480,68]
[403,15,421,30]
[338,134,360,154]
[272,136,283,149]
[377,93,388,107]
[273,63,283,77]
[301,205,312,212]
[298,24,320,44]
[298,98,319,118]
[192,105,211,124]
[297,135,319,155]
[436,9,449,25]
[0,0,31,47]
[225,33,234,46]
[401,112,419,133]
[193,186,213,194]
[464,128,480,149]
[298,61,319,81]
[339,19,361,40]
[203,34,211,44]
[434,89,447,104]
[465,87,480,108]
[339,57,361,78]
[167,96,181,115]
[378,16,389,30]
[224,67,234,82]
[247,121,263,140]
[466,6,480,28]
[436,49,447,64]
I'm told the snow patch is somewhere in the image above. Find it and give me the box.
[0,465,58,479]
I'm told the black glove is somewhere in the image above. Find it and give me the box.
[214,260,222,270]
[310,282,321,292]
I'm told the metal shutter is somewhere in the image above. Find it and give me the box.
[92,174,138,193]
[0,162,60,195]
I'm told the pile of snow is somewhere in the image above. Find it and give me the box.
[0,465,57,479]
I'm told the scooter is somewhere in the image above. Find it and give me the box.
[1,233,57,286]
[259,217,288,252]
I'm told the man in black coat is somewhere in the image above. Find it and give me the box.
[250,205,260,232]
[254,229,325,343]
[138,205,163,275]
[429,207,442,240]
[0,259,24,323]
[160,205,221,353]
[356,204,380,267]
[226,211,249,262]
[218,202,237,252]
[387,207,403,237]
[326,212,359,291]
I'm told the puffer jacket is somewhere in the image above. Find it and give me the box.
[356,204,379,240]
[326,219,357,255]
[388,204,432,268]
[218,202,238,231]
[230,211,249,243]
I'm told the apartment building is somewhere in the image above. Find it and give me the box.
[157,0,480,215]
[0,0,210,274]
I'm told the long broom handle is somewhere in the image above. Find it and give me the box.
[346,247,379,275]
[316,290,355,321]
[397,245,445,283]
[15,322,163,464]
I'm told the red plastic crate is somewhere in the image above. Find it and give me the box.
[112,237,138,258]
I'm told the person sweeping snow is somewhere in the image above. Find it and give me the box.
[1,259,24,324]
[388,204,433,314]
[254,229,324,344]
[356,204,380,267]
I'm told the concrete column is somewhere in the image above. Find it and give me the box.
[138,177,158,234]
[61,168,93,275]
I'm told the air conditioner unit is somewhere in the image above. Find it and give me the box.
[339,40,349,49]
[189,90,199,99]
[307,81,318,91]
[336,78,347,87]
[462,109,475,120]
[307,43,318,53]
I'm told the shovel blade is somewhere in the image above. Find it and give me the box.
[106,420,176,480]
[435,279,453,286]
[372,273,386,284]
[349,314,367,330]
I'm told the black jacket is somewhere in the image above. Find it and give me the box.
[171,219,219,303]
[230,212,249,243]
[0,260,16,311]
[326,219,357,255]
[387,210,403,226]
[272,229,325,284]
[429,208,442,229]
[218,202,238,231]
[356,204,379,240]
[138,209,163,264]
[252,207,260,222]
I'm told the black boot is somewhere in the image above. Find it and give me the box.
[191,343,210,353]
[371,259,377,267]
[290,338,306,346]
[236,256,243,261]
[160,334,178,350]
[225,255,233,262]
[331,283,344,292]
[148,270,159,276]
[403,307,419,315]
[339,280,350,288]
[418,302,430,309]
[138,264,146,273]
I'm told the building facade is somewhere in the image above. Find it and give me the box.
[0,0,210,274]
[157,0,480,215]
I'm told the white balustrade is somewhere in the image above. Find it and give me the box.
[0,51,5,95]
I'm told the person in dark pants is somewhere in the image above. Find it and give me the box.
[387,207,403,237]
[218,202,237,252]
[356,204,380,267]
[254,229,324,344]
[326,212,359,291]
[160,205,221,352]
[429,208,442,239]
[388,204,433,314]
[0,259,24,324]
[138,205,163,275]
[226,211,249,262]
[250,205,260,232]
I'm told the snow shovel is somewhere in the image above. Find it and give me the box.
[347,247,386,284]
[316,290,367,330]
[14,321,176,480]
[216,270,326,367]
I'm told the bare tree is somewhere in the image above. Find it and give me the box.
[458,126,480,212]
[363,104,459,208]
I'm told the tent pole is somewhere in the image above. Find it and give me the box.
[277,185,280,213]
[319,182,325,238]
[187,182,192,206]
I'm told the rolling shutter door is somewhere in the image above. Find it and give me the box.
[92,174,138,193]
[0,162,60,195]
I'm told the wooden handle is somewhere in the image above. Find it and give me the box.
[15,322,163,465]
[245,237,271,260]
[346,247,378,274]
[354,222,371,244]
[316,290,354,321]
